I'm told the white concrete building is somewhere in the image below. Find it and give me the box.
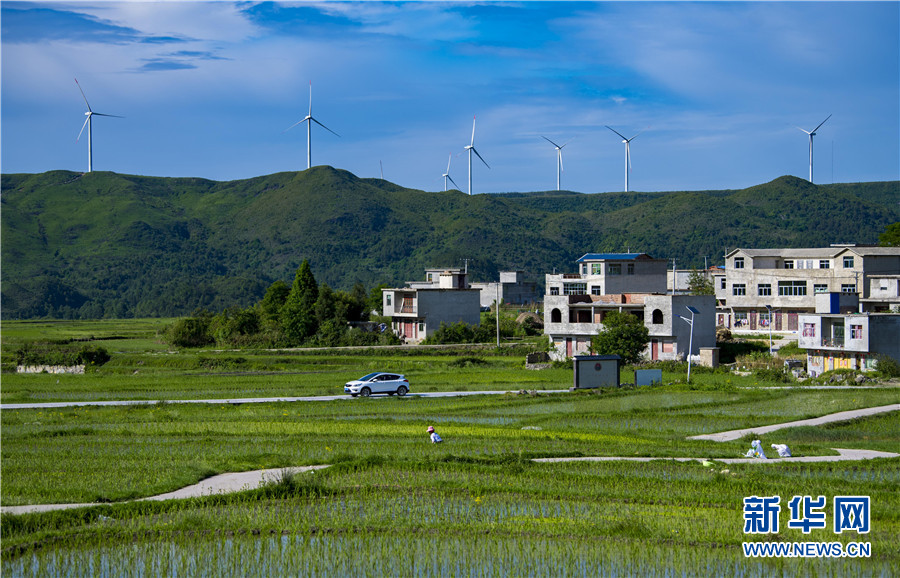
[542,253,715,361]
[713,245,900,332]
[798,312,900,375]
[470,271,540,309]
[382,269,481,343]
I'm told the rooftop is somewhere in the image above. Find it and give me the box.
[576,253,653,263]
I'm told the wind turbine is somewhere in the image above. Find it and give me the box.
[795,114,831,183]
[284,81,340,169]
[541,136,571,191]
[75,78,122,173]
[464,115,489,195]
[442,153,460,191]
[605,126,644,192]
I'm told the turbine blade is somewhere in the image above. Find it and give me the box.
[76,116,90,141]
[794,125,813,135]
[446,153,453,173]
[308,81,312,117]
[559,150,564,172]
[91,112,124,118]
[606,126,627,141]
[447,175,460,190]
[312,117,340,137]
[541,135,561,148]
[812,114,832,133]
[472,147,490,169]
[470,115,476,146]
[74,78,92,111]
[560,138,573,149]
[282,118,308,133]
[627,143,632,172]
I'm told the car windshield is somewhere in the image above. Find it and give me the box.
[358,372,381,381]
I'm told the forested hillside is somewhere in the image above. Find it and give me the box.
[2,167,897,319]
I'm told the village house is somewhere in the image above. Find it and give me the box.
[797,293,900,375]
[382,269,480,343]
[712,245,900,332]
[542,253,715,361]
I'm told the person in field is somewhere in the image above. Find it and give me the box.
[427,425,443,443]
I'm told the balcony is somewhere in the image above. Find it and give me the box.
[822,338,844,348]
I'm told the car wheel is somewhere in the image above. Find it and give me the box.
[397,385,408,396]
[350,394,358,398]
[360,387,371,397]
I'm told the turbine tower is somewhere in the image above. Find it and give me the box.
[442,153,460,191]
[464,115,489,195]
[75,78,122,173]
[285,81,339,169]
[541,136,571,191]
[606,126,643,192]
[795,114,831,183]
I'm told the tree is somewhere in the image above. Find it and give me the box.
[280,260,319,345]
[590,311,650,365]
[878,222,900,247]
[260,280,290,322]
[687,269,715,295]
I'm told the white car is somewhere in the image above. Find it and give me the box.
[344,372,409,397]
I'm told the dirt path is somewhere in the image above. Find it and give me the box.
[687,403,899,442]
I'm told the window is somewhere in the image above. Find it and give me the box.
[843,256,855,268]
[819,260,830,269]
[550,308,562,323]
[550,287,559,295]
[652,309,664,324]
[802,323,816,337]
[778,281,807,296]
[591,263,602,275]
[427,273,433,282]
[757,284,772,296]
[734,257,744,269]
[563,283,587,295]
[627,263,635,275]
[814,284,828,293]
[735,312,748,326]
[850,325,863,339]
[580,264,587,275]
[418,322,425,333]
[386,294,392,306]
[841,284,857,293]
[783,260,795,269]
[607,264,622,276]
[591,286,603,295]
[720,278,727,290]
[732,284,746,296]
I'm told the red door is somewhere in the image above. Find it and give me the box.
[566,338,573,357]
[651,339,659,360]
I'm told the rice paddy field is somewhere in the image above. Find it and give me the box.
[1,319,898,576]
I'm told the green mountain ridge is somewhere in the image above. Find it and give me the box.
[2,167,898,319]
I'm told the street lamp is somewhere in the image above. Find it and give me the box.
[765,305,773,356]
[677,305,700,383]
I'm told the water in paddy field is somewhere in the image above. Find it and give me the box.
[4,534,878,576]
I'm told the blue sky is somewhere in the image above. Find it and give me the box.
[2,1,898,193]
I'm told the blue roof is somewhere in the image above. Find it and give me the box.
[576,253,648,262]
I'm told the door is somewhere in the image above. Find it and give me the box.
[651,339,659,361]
[566,338,573,357]
[774,313,782,331]
[749,311,758,330]
[788,313,798,331]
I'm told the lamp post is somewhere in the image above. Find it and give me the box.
[677,305,700,383]
[765,304,773,356]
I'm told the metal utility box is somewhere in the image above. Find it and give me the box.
[572,355,621,389]
[635,369,662,386]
